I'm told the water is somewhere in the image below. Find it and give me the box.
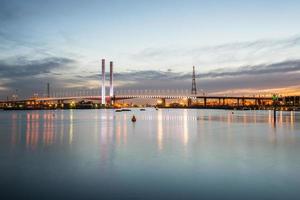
[1,109,300,199]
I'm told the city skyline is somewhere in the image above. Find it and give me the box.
[1,0,300,98]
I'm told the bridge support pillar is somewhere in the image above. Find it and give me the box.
[293,96,296,107]
[204,97,207,107]
[188,98,192,107]
[109,96,115,106]
[158,98,166,107]
[237,98,240,107]
[57,100,64,108]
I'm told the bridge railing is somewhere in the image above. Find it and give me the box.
[32,88,277,99]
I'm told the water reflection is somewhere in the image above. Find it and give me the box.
[183,109,189,146]
[69,110,73,145]
[196,110,296,127]
[96,110,116,172]
[157,110,163,151]
[3,109,300,200]
[290,111,294,130]
[11,113,18,148]
[43,112,54,146]
[116,120,121,145]
[26,112,40,150]
[9,111,74,149]
[123,114,127,145]
[59,112,64,144]
[7,109,299,153]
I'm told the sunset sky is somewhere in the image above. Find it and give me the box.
[1,0,300,98]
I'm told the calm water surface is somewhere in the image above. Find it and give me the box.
[1,109,300,199]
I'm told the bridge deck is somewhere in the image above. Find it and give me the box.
[1,95,274,103]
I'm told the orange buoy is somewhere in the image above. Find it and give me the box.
[131,115,136,122]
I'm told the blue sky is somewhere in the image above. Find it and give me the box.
[1,0,300,97]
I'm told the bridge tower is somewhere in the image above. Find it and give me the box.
[191,66,197,95]
[109,61,114,104]
[101,59,106,106]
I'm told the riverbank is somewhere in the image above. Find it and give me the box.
[1,106,299,111]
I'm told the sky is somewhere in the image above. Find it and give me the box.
[1,0,300,98]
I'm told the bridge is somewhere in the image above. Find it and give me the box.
[1,58,299,109]
[0,90,283,107]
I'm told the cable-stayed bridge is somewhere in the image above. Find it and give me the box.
[1,59,299,108]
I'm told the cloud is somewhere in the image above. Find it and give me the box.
[0,56,75,78]
[1,57,300,99]
[2,34,300,98]
[114,70,182,81]
[0,56,77,98]
[195,59,300,78]
[86,59,300,81]
[79,70,183,83]
[131,35,300,72]
[110,67,300,95]
[71,59,300,96]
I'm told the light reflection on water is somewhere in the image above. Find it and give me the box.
[6,109,300,158]
[157,109,163,151]
[1,109,300,199]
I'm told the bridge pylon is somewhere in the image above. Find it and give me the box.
[191,66,197,95]
[101,59,106,106]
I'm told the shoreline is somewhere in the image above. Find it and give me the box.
[1,106,299,111]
